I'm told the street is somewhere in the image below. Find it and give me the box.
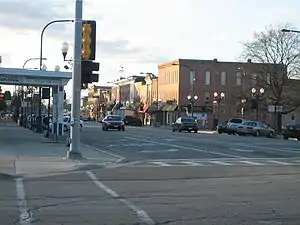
[1,122,300,224]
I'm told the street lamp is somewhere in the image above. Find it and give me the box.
[251,87,264,121]
[187,94,198,117]
[213,92,225,128]
[241,98,247,118]
[61,41,69,61]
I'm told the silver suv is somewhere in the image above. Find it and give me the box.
[227,117,249,135]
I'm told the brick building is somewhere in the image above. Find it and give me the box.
[158,58,283,129]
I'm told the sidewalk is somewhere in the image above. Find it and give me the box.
[0,121,120,178]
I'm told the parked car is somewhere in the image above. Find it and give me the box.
[171,117,198,133]
[236,121,276,137]
[49,116,83,132]
[101,115,125,131]
[227,117,249,135]
[123,115,142,126]
[217,121,228,134]
[282,122,300,141]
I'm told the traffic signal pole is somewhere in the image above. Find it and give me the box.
[67,0,83,159]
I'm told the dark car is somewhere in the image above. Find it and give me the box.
[217,121,228,134]
[172,117,198,133]
[282,122,300,141]
[123,115,142,126]
[101,115,125,131]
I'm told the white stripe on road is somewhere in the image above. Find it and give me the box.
[150,162,172,166]
[230,148,254,153]
[86,171,155,225]
[267,160,291,165]
[236,144,300,154]
[140,149,178,153]
[16,178,33,224]
[125,137,243,159]
[181,161,203,166]
[240,161,264,165]
[209,161,234,166]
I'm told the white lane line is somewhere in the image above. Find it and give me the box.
[267,160,291,165]
[236,144,300,154]
[209,161,234,166]
[16,178,33,224]
[150,162,172,167]
[86,171,155,225]
[81,144,125,163]
[125,137,243,159]
[181,161,203,166]
[230,148,253,153]
[140,149,178,153]
[240,161,264,165]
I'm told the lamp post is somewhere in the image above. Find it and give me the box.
[241,98,246,118]
[36,19,74,133]
[187,94,198,117]
[213,92,225,128]
[251,87,264,121]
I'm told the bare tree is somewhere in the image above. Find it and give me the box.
[240,23,300,130]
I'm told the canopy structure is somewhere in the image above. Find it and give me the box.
[0,67,72,86]
[0,67,72,137]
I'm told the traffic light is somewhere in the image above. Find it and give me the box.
[81,60,99,88]
[0,93,4,101]
[82,20,96,61]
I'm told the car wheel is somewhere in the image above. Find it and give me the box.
[122,128,125,131]
[218,130,222,134]
[268,131,274,138]
[283,136,288,140]
[254,130,260,137]
[118,128,121,131]
[188,130,191,133]
[297,137,300,141]
[194,130,198,133]
[178,129,182,132]
[105,127,109,131]
[172,129,175,132]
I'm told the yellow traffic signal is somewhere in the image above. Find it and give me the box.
[82,23,92,60]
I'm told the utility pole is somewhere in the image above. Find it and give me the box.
[67,0,83,159]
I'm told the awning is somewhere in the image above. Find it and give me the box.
[161,104,178,112]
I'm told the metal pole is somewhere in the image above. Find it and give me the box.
[67,0,83,159]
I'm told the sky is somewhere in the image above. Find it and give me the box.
[0,0,300,98]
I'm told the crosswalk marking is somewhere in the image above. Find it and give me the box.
[151,162,172,166]
[267,160,291,165]
[240,161,264,165]
[209,161,234,166]
[181,161,203,166]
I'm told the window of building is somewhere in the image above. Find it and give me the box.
[205,71,211,85]
[204,92,210,103]
[220,109,226,114]
[252,73,257,84]
[236,72,242,85]
[266,73,271,84]
[221,71,226,86]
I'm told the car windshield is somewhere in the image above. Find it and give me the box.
[105,116,122,121]
[229,118,243,124]
[181,118,196,123]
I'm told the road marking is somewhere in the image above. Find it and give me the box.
[150,162,172,166]
[86,171,155,225]
[236,144,300,154]
[267,160,291,165]
[240,160,264,165]
[181,161,203,166]
[81,144,125,163]
[209,161,234,166]
[16,178,33,224]
[140,149,178,153]
[230,148,253,153]
[125,137,243,158]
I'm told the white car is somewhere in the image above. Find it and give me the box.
[49,116,83,132]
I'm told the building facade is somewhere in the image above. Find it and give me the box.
[158,58,282,129]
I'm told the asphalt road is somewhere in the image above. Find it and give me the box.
[81,123,300,166]
[3,165,300,224]
[1,122,300,224]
